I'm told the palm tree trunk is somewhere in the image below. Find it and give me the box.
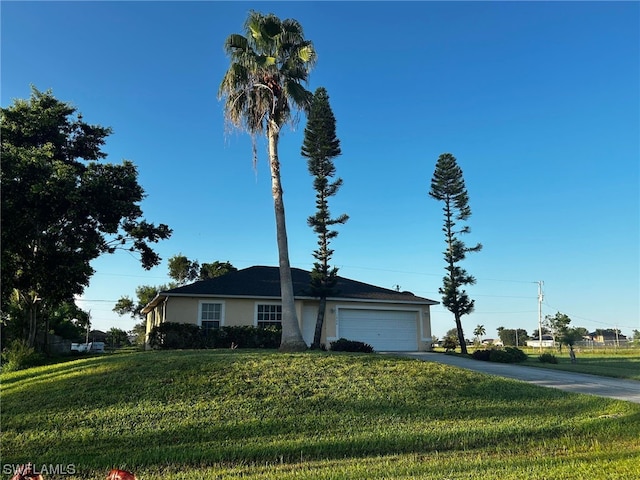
[267,123,307,352]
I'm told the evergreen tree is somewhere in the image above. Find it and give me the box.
[301,87,348,349]
[429,153,482,355]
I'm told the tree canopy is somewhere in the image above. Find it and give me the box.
[1,87,171,347]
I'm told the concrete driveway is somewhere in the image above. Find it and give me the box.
[382,352,640,404]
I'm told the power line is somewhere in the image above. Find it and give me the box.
[543,302,637,331]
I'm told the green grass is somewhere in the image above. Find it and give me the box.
[522,350,640,380]
[444,346,640,380]
[2,350,639,479]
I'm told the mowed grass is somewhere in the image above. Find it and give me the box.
[447,347,640,380]
[522,349,640,380]
[2,350,639,479]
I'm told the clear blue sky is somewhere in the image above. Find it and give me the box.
[2,1,638,340]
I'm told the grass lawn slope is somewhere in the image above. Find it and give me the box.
[2,350,639,479]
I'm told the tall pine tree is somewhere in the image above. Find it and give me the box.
[429,153,482,355]
[301,87,348,349]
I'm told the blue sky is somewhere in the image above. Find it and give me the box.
[2,1,638,340]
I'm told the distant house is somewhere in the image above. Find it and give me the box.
[586,331,627,345]
[526,335,554,348]
[142,266,438,352]
[88,330,107,343]
[481,338,503,347]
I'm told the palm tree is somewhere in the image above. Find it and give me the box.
[473,324,486,345]
[219,11,316,351]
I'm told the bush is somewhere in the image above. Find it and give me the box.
[441,337,458,352]
[1,340,46,371]
[489,347,527,363]
[330,338,374,353]
[148,322,281,350]
[472,349,492,361]
[504,346,528,362]
[538,352,558,364]
[472,347,527,363]
[148,322,204,349]
[205,325,281,349]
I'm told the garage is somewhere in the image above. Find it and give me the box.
[337,308,419,351]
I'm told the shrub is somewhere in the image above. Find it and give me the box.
[148,323,281,350]
[148,322,203,349]
[441,337,458,352]
[330,338,374,353]
[214,325,281,349]
[472,349,492,361]
[538,352,558,364]
[489,347,528,363]
[504,346,528,362]
[1,340,45,371]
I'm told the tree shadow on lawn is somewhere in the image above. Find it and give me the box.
[9,406,640,473]
[7,372,639,471]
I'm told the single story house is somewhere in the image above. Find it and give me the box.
[585,331,628,345]
[142,266,438,351]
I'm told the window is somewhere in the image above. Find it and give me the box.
[200,303,222,332]
[257,304,282,328]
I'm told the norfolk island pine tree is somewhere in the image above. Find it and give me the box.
[429,153,482,355]
[301,87,348,349]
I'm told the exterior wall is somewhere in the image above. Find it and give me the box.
[146,296,433,352]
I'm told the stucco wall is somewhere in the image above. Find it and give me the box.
[146,296,433,351]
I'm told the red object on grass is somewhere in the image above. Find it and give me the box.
[106,469,137,480]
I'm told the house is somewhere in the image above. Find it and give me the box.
[142,266,438,351]
[526,334,555,348]
[586,330,628,345]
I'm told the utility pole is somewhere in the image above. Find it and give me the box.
[537,281,544,353]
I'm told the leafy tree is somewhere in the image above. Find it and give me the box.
[301,87,348,349]
[219,11,316,351]
[530,327,550,338]
[632,329,640,344]
[496,327,529,347]
[559,327,585,348]
[473,324,486,345]
[1,87,171,347]
[429,153,482,355]
[168,254,200,285]
[199,261,237,280]
[114,257,236,343]
[105,327,130,348]
[442,329,459,352]
[168,255,237,284]
[544,312,572,351]
[128,321,147,347]
[114,284,167,321]
[46,301,89,341]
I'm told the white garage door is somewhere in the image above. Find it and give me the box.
[338,308,418,351]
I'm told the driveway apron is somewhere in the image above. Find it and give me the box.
[382,352,640,404]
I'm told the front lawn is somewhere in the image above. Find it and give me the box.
[1,350,639,479]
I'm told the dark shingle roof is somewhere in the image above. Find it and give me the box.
[159,266,436,304]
